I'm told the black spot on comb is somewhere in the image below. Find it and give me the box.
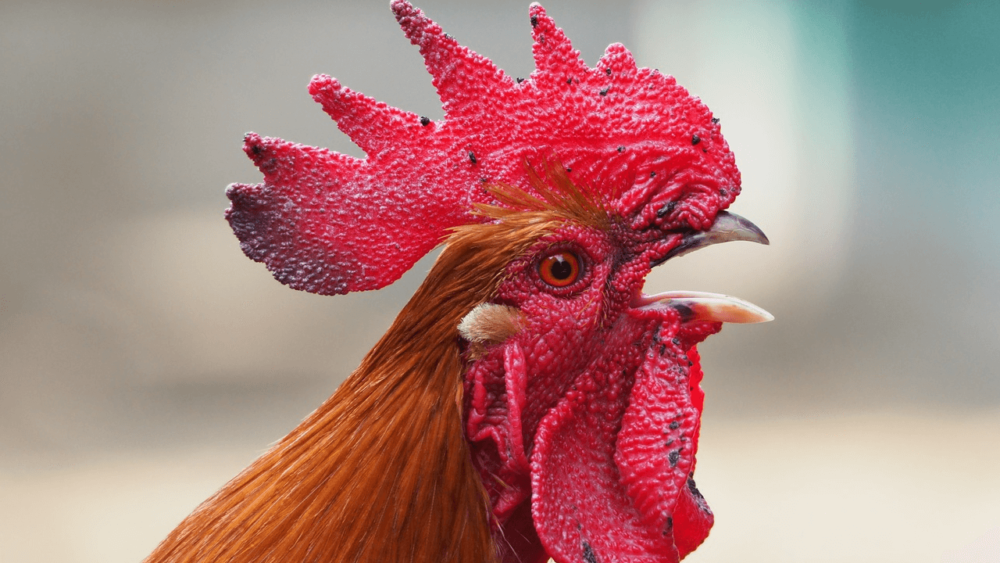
[531,15,538,27]
[691,134,701,145]
[419,116,430,126]
[656,201,676,218]
[468,152,477,165]
[599,87,609,96]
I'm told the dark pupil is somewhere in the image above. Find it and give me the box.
[549,256,573,280]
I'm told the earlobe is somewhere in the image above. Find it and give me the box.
[458,303,524,346]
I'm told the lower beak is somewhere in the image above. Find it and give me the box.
[631,290,773,324]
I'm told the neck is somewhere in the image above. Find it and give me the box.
[145,218,552,563]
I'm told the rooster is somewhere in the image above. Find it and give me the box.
[145,2,771,563]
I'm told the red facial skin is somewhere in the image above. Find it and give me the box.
[225,2,744,562]
[465,223,720,563]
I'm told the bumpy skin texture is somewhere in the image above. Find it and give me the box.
[226,1,739,295]
[465,222,720,563]
[226,2,743,561]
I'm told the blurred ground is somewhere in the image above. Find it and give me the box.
[3,410,998,563]
[1,0,998,561]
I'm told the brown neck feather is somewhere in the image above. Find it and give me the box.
[144,214,557,563]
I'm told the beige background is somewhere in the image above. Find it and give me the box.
[2,0,998,561]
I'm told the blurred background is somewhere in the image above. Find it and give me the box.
[1,0,998,561]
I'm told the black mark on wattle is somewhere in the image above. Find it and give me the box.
[691,134,701,145]
[688,476,711,513]
[688,476,704,499]
[582,541,598,563]
[668,448,682,467]
[599,87,609,96]
[468,152,477,164]
[674,303,694,322]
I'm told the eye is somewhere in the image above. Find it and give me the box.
[538,251,581,288]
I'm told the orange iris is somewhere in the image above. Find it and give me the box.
[538,251,580,287]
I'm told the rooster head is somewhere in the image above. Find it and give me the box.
[225,2,770,562]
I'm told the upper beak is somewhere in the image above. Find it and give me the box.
[639,210,773,324]
[652,210,770,267]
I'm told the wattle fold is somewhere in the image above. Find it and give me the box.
[529,342,712,563]
[615,344,714,560]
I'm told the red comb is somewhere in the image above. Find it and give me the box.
[226,1,740,295]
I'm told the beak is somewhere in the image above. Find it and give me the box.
[639,211,773,324]
[652,211,770,267]
[632,290,773,324]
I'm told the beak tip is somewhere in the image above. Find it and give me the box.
[739,214,770,246]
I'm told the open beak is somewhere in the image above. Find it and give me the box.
[637,211,774,324]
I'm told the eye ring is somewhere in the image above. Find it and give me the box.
[538,251,581,288]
